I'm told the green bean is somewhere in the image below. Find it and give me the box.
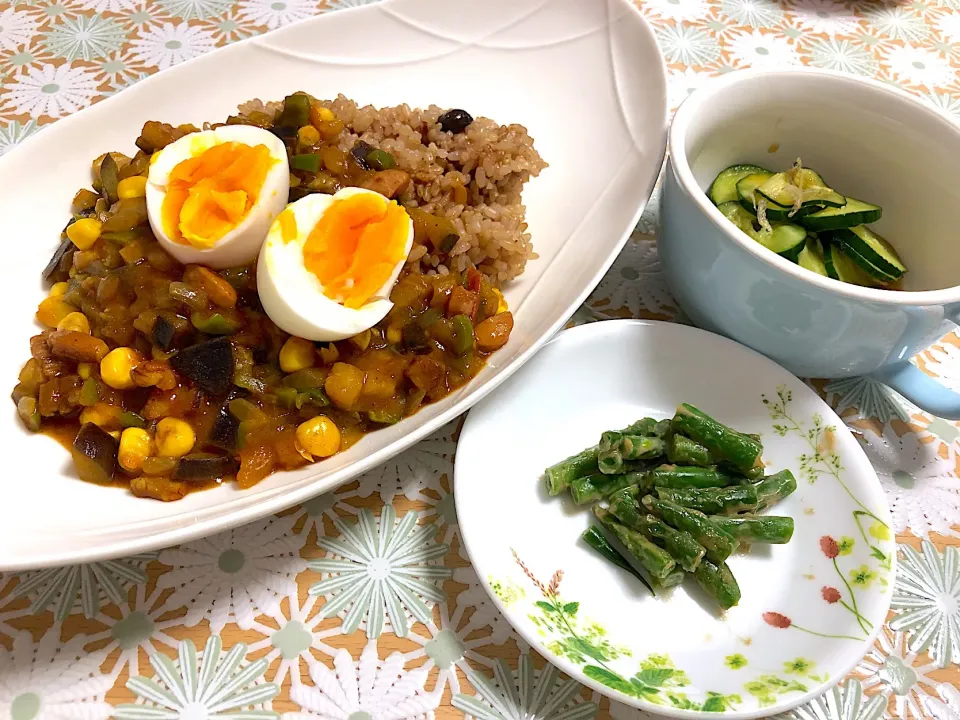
[693,559,741,610]
[657,568,687,589]
[642,495,739,563]
[667,434,717,467]
[671,404,764,475]
[655,484,759,515]
[650,464,740,489]
[708,515,795,544]
[594,507,676,580]
[609,494,705,572]
[580,526,654,593]
[569,471,648,505]
[620,435,665,461]
[754,469,798,511]
[624,418,659,436]
[545,446,598,495]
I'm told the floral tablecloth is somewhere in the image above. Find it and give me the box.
[1,0,959,717]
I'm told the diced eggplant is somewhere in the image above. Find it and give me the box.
[170,336,233,396]
[351,140,374,170]
[72,422,118,484]
[152,315,175,350]
[174,453,239,482]
[208,390,243,450]
[42,238,76,282]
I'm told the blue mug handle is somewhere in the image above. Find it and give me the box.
[868,303,960,420]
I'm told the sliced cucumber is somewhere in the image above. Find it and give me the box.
[760,223,807,257]
[800,198,882,231]
[717,201,806,256]
[717,201,757,235]
[803,169,829,187]
[709,164,771,206]
[736,172,773,212]
[830,225,905,279]
[824,242,883,287]
[797,238,829,277]
[757,171,846,210]
[833,236,899,282]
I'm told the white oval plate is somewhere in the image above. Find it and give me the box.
[456,320,894,719]
[0,0,666,569]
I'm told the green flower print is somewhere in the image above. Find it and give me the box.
[849,565,877,588]
[725,653,748,670]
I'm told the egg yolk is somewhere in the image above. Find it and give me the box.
[302,193,410,309]
[162,141,275,249]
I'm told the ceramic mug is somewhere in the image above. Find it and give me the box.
[658,68,960,419]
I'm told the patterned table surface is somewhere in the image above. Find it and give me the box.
[1,0,960,717]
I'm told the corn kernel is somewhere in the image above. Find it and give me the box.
[316,106,335,122]
[349,329,371,351]
[295,415,341,459]
[279,337,315,373]
[493,288,508,314]
[66,218,103,251]
[386,326,402,345]
[49,282,69,297]
[100,347,141,390]
[155,417,195,457]
[319,343,339,365]
[56,311,90,334]
[36,296,75,327]
[77,362,93,380]
[297,125,320,147]
[118,427,152,472]
[117,175,148,199]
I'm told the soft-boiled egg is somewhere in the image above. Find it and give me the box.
[146,125,289,269]
[257,187,414,341]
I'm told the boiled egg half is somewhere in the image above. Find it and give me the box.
[258,187,414,341]
[146,125,289,269]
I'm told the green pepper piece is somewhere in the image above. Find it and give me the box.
[365,149,396,171]
[272,387,298,408]
[100,153,119,204]
[450,315,474,356]
[417,308,442,329]
[119,411,146,429]
[79,378,100,407]
[296,388,330,409]
[368,407,403,424]
[220,267,250,290]
[283,367,327,389]
[291,153,322,172]
[100,229,140,245]
[277,94,311,128]
[191,311,240,335]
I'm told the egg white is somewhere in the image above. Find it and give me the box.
[146,125,290,269]
[257,187,414,342]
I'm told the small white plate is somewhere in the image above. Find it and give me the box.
[0,0,666,569]
[456,320,894,719]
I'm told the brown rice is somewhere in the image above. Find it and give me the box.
[239,95,547,285]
